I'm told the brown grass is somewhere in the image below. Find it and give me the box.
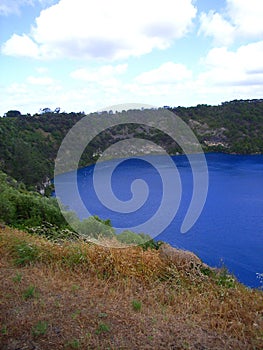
[0,227,262,349]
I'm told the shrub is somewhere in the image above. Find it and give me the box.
[12,272,22,283]
[23,285,37,300]
[95,323,110,334]
[74,216,115,239]
[14,242,39,266]
[216,267,236,288]
[26,222,79,242]
[65,339,80,349]
[132,299,142,311]
[31,321,48,337]
[117,230,146,245]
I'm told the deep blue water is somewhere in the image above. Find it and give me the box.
[55,153,263,288]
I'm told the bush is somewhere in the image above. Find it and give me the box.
[74,216,115,239]
[14,242,40,266]
[26,222,79,242]
[132,299,142,311]
[116,230,157,248]
[117,230,146,245]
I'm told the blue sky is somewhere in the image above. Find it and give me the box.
[0,0,263,115]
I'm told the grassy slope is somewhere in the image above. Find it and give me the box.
[0,227,262,349]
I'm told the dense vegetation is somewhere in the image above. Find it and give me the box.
[171,99,263,154]
[0,99,263,190]
[0,170,157,248]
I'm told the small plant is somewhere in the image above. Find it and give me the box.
[71,284,80,292]
[31,321,48,337]
[96,323,110,334]
[23,285,37,300]
[132,299,142,311]
[1,325,8,335]
[14,242,39,266]
[12,272,22,283]
[140,239,164,251]
[71,309,81,319]
[63,248,87,268]
[65,338,80,349]
[117,230,145,245]
[217,268,236,288]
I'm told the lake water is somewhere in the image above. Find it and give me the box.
[55,153,263,288]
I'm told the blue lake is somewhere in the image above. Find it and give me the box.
[55,153,263,288]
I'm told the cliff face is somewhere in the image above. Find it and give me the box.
[0,99,263,189]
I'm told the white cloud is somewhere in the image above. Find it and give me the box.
[27,75,54,85]
[2,0,197,60]
[2,34,40,58]
[198,11,235,46]
[71,64,128,82]
[226,0,263,37]
[199,0,263,45]
[35,66,49,74]
[1,79,63,116]
[123,62,194,106]
[199,41,263,87]
[134,62,192,85]
[124,44,263,106]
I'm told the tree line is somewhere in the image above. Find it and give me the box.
[0,99,263,190]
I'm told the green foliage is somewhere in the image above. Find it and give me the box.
[117,230,149,245]
[132,299,142,311]
[65,339,80,349]
[95,323,110,334]
[4,110,21,118]
[116,230,161,250]
[12,272,22,283]
[200,266,213,277]
[71,285,80,292]
[173,99,263,154]
[1,325,8,335]
[216,268,236,288]
[0,171,163,247]
[62,248,88,268]
[26,222,79,242]
[14,242,40,266]
[31,321,48,337]
[0,112,82,188]
[140,239,164,251]
[0,170,69,229]
[93,215,112,227]
[22,285,37,300]
[71,310,81,320]
[74,216,115,239]
[0,100,263,192]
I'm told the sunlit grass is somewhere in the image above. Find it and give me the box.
[0,226,262,349]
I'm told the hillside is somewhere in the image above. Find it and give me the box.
[1,100,263,349]
[0,99,263,190]
[0,226,262,349]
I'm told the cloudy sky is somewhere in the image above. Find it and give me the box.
[0,0,263,115]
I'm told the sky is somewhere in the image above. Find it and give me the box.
[0,0,263,116]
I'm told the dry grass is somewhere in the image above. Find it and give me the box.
[0,227,262,349]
